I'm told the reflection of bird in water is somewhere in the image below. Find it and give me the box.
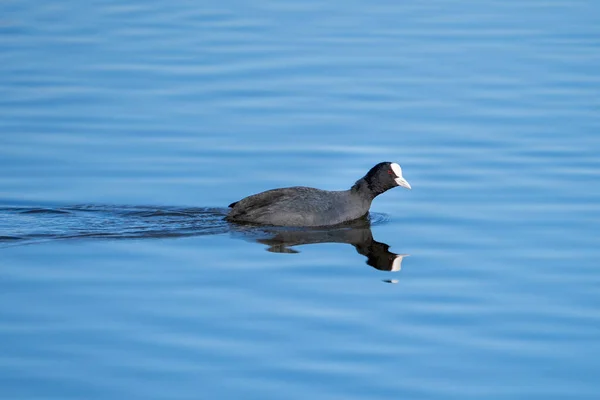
[0,206,407,274]
[230,217,408,272]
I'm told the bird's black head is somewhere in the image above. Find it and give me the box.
[354,162,411,198]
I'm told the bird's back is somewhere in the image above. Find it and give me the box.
[226,186,369,227]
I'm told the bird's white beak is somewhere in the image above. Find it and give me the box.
[390,162,412,189]
[395,177,412,190]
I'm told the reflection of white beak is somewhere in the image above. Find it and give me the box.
[391,254,409,272]
[394,177,412,190]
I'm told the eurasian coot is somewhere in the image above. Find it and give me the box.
[227,162,411,227]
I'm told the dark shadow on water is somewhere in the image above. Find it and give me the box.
[0,204,407,272]
[230,217,407,272]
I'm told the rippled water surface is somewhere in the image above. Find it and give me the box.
[1,1,600,399]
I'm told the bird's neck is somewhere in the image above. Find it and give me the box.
[351,177,387,200]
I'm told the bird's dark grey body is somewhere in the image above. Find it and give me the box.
[226,162,411,227]
[228,186,372,226]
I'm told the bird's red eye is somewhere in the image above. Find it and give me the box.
[387,169,393,175]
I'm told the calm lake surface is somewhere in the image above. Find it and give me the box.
[1,1,599,398]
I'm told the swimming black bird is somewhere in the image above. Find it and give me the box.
[227,162,411,227]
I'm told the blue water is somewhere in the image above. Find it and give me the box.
[1,1,600,398]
